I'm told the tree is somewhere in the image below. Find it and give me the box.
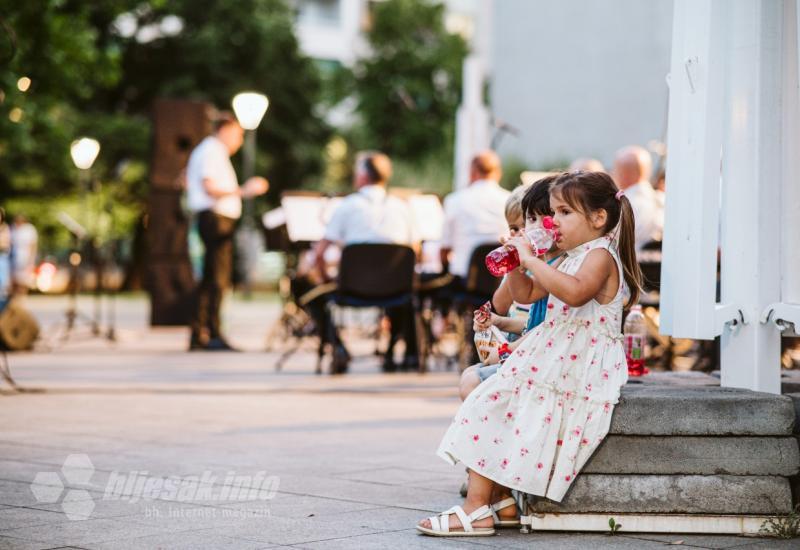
[0,0,132,199]
[353,0,468,161]
[104,0,330,200]
[0,0,330,218]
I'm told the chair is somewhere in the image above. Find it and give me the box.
[327,243,427,374]
[635,239,693,369]
[638,239,662,300]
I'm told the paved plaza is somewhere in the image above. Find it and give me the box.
[0,295,796,549]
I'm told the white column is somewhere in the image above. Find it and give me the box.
[453,55,491,190]
[718,0,783,393]
[783,0,800,306]
[660,0,726,340]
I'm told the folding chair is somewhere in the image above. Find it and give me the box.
[327,243,427,374]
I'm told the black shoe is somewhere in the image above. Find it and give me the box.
[382,355,397,373]
[401,355,420,372]
[331,346,349,375]
[188,335,208,351]
[205,337,240,352]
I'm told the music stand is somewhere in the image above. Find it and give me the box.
[262,192,345,370]
[45,213,103,346]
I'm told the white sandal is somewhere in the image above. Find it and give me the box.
[416,504,496,537]
[490,497,520,528]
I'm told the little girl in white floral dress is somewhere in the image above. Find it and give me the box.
[418,171,643,537]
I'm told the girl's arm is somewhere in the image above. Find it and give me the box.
[491,278,513,315]
[513,243,615,307]
[505,265,542,304]
[492,315,526,335]
[481,328,531,364]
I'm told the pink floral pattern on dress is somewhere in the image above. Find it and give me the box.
[436,235,628,503]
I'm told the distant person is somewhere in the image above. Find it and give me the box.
[186,112,269,351]
[312,151,419,373]
[440,151,510,284]
[612,145,663,251]
[0,209,10,306]
[569,157,605,172]
[10,214,38,295]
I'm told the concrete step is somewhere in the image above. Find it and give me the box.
[784,393,800,434]
[583,436,800,476]
[528,474,792,515]
[610,386,795,436]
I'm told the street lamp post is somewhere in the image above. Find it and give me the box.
[232,92,269,296]
[67,137,101,338]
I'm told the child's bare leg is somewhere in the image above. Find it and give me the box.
[459,365,481,401]
[418,469,494,530]
[489,483,518,520]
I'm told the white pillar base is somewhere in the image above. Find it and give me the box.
[520,512,775,535]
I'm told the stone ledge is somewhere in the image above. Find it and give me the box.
[785,393,800,434]
[610,386,795,436]
[583,436,800,476]
[528,474,792,515]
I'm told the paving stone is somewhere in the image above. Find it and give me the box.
[452,531,671,549]
[89,527,271,550]
[0,506,67,530]
[3,296,796,548]
[611,387,796,436]
[622,532,769,549]
[215,514,384,546]
[295,529,488,550]
[584,436,800,476]
[217,494,379,520]
[0,517,178,547]
[529,475,793,515]
[0,535,56,550]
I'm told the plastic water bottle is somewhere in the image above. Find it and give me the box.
[623,305,648,376]
[485,217,557,277]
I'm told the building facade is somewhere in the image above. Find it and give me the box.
[489,0,674,168]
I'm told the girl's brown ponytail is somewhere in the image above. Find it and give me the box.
[616,194,642,308]
[551,171,643,308]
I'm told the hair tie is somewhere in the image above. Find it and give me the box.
[615,189,624,200]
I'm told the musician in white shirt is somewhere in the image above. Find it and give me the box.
[440,150,510,280]
[312,151,420,373]
[612,145,664,252]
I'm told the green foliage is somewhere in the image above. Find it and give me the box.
[109,0,331,201]
[0,0,330,249]
[760,505,800,539]
[500,157,529,191]
[607,517,622,535]
[390,151,453,196]
[0,0,129,197]
[352,0,467,161]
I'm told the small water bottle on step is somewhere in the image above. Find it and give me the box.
[623,305,648,376]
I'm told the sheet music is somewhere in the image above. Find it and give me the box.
[261,207,286,230]
[408,194,444,242]
[280,195,344,242]
[279,192,442,243]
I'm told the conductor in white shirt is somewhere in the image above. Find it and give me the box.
[612,145,664,253]
[186,113,268,351]
[313,151,420,372]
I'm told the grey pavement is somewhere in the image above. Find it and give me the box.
[0,294,794,549]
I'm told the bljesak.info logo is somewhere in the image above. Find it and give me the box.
[30,454,280,520]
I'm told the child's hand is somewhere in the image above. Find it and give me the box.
[505,234,535,263]
[473,310,500,331]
